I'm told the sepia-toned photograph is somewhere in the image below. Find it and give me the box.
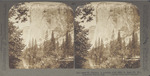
[8,2,140,69]
[75,2,140,69]
[8,2,74,69]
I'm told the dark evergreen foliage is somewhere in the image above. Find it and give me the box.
[75,22,91,68]
[9,22,25,68]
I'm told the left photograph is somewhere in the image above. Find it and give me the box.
[8,2,74,69]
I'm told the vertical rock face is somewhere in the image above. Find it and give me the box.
[85,2,140,48]
[11,2,74,47]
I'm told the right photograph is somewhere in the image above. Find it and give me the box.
[75,2,140,69]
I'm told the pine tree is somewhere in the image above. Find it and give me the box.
[94,39,97,64]
[122,40,126,56]
[64,31,73,57]
[43,31,50,56]
[98,38,101,64]
[98,38,101,50]
[9,22,25,68]
[50,31,56,51]
[117,31,122,50]
[33,39,38,61]
[122,40,126,50]
[127,38,132,57]
[27,40,32,66]
[132,31,135,55]
[110,30,115,56]
[75,22,91,68]
[75,5,94,68]
[34,39,37,50]
[61,39,65,50]
[100,39,104,57]
[56,40,59,50]
[61,39,65,57]
[9,3,29,68]
[31,38,34,49]
[101,39,104,51]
